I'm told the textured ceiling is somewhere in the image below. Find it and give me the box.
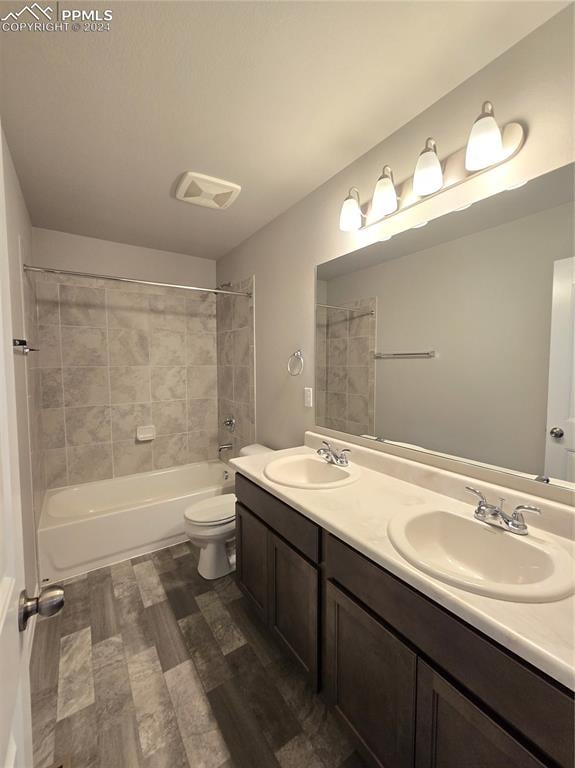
[0,1,565,260]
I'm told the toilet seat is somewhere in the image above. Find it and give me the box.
[184,494,236,527]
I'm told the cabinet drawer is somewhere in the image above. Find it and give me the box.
[235,474,320,563]
[326,534,574,768]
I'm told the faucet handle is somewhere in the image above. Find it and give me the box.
[465,486,487,505]
[321,440,332,450]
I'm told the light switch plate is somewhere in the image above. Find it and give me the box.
[304,387,313,408]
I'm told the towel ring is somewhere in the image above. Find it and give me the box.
[287,349,304,376]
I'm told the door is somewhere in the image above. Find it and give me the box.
[415,662,547,768]
[268,532,318,688]
[0,139,33,768]
[325,581,417,768]
[235,503,269,623]
[545,257,575,482]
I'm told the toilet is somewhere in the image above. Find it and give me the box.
[184,444,273,579]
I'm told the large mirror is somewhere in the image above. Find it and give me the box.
[316,164,574,489]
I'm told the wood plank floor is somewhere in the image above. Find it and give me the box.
[30,542,366,768]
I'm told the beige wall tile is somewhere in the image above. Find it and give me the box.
[188,398,217,432]
[109,366,150,404]
[65,405,111,446]
[38,324,62,368]
[186,296,216,334]
[111,403,152,441]
[233,366,251,403]
[348,394,369,424]
[217,367,233,401]
[107,290,150,331]
[41,408,65,449]
[150,329,186,366]
[217,332,234,366]
[151,366,186,401]
[187,366,217,399]
[149,295,186,333]
[151,400,187,436]
[348,366,369,395]
[45,448,67,489]
[40,368,64,408]
[113,440,153,477]
[187,333,216,366]
[231,328,250,366]
[62,326,108,366]
[232,296,252,330]
[60,285,106,327]
[109,328,149,366]
[36,281,60,325]
[63,367,110,406]
[153,433,190,469]
[68,444,113,484]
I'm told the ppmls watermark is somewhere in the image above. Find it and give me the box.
[1,3,113,32]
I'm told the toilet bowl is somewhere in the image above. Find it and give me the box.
[184,443,273,579]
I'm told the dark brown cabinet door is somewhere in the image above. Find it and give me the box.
[325,581,417,768]
[235,503,269,623]
[415,662,547,768]
[268,532,319,688]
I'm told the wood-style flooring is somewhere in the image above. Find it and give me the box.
[30,542,366,768]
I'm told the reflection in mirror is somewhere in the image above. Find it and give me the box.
[316,164,574,489]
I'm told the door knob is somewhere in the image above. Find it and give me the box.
[549,426,565,439]
[19,585,64,631]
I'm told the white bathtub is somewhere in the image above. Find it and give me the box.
[38,461,236,582]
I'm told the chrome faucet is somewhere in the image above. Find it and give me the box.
[465,487,541,536]
[317,441,351,467]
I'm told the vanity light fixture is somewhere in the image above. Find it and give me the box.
[413,138,443,196]
[465,101,503,171]
[339,187,363,231]
[370,166,398,219]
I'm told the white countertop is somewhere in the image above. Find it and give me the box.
[231,437,575,691]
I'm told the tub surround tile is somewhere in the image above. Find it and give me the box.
[67,443,113,485]
[153,433,191,469]
[59,285,106,327]
[61,326,108,366]
[187,333,217,366]
[65,405,111,446]
[217,366,234,401]
[41,408,66,449]
[151,399,187,436]
[57,627,95,721]
[150,329,187,366]
[113,440,154,476]
[44,447,68,489]
[150,295,186,333]
[188,398,217,432]
[109,328,150,366]
[40,367,64,408]
[38,324,62,368]
[111,402,152,441]
[36,281,60,325]
[187,365,218,399]
[63,366,110,406]
[231,328,250,367]
[107,291,150,331]
[110,366,151,404]
[151,366,187,401]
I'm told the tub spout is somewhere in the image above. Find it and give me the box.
[218,443,233,458]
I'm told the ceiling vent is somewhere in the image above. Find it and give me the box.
[175,172,241,210]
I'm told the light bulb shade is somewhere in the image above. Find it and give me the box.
[339,189,362,231]
[413,139,443,196]
[370,166,398,220]
[465,102,503,171]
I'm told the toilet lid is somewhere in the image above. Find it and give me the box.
[184,494,236,525]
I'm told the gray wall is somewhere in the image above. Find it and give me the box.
[216,9,574,450]
[326,203,573,475]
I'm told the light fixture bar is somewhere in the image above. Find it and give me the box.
[352,120,525,231]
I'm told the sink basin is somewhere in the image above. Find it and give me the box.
[263,455,360,489]
[388,509,575,602]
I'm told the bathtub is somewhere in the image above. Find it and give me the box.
[38,460,236,582]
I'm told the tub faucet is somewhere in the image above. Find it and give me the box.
[218,443,233,458]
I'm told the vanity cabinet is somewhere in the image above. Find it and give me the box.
[325,581,417,768]
[235,475,320,687]
[234,473,574,768]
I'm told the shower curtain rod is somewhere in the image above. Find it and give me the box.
[23,265,252,298]
[317,302,375,316]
